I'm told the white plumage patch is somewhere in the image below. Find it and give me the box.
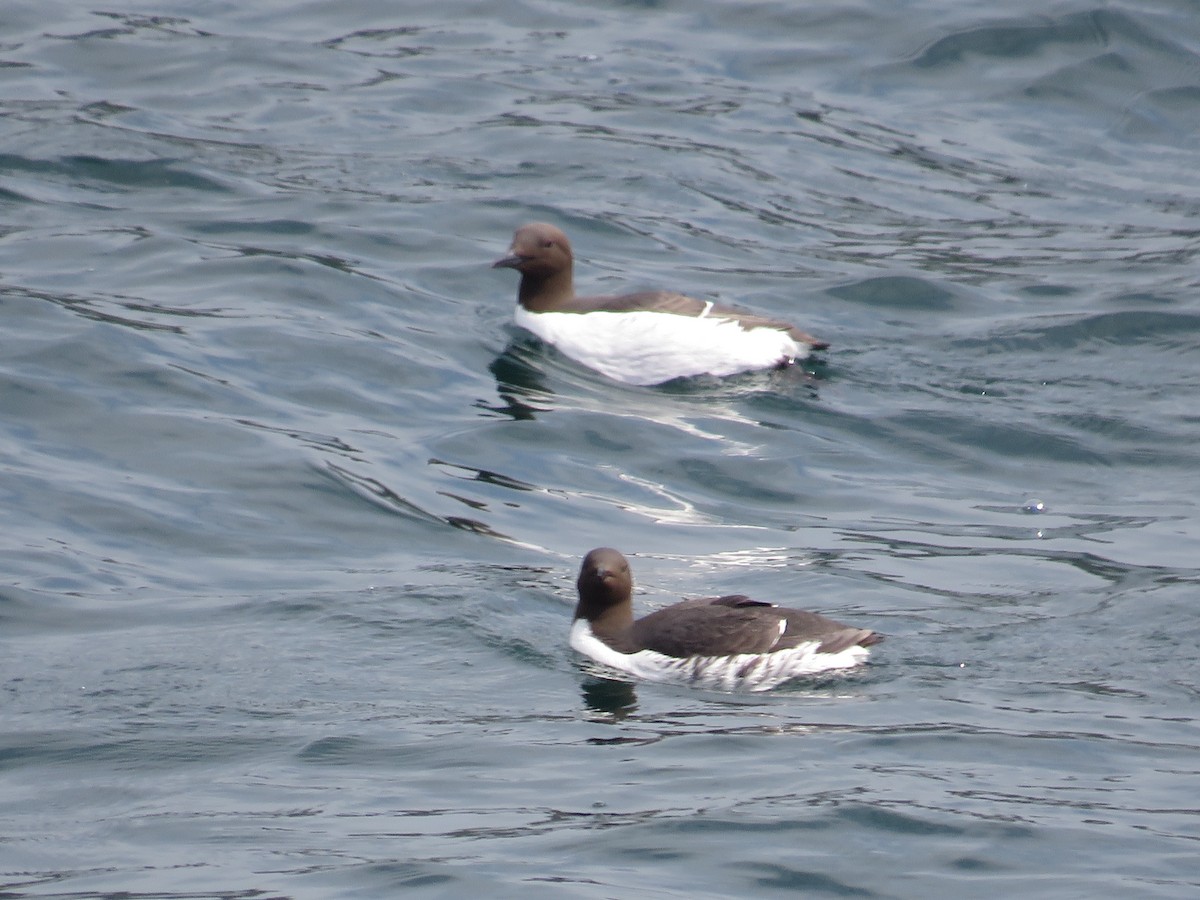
[514,306,808,386]
[569,619,870,693]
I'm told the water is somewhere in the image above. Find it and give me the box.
[2,1,1199,896]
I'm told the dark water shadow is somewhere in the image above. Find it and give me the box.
[581,677,640,722]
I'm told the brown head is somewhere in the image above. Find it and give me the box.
[574,547,635,632]
[492,222,575,311]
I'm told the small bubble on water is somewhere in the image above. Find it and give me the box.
[1022,498,1046,513]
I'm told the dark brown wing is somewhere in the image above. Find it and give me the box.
[630,604,787,657]
[705,595,772,609]
[708,300,828,348]
[681,594,775,609]
[562,291,829,349]
[776,609,883,653]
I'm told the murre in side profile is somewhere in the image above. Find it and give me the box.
[493,223,828,385]
[569,548,881,692]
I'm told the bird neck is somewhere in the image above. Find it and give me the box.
[518,265,575,312]
[573,592,633,635]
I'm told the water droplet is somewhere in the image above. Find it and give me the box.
[1022,498,1046,513]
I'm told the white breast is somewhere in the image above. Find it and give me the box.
[514,306,806,386]
[569,619,870,692]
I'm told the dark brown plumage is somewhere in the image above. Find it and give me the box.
[493,222,828,348]
[574,547,880,658]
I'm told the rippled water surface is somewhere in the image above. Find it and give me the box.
[2,1,1199,897]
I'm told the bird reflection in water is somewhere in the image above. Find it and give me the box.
[580,676,638,722]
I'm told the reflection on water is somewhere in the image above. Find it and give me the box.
[581,676,639,721]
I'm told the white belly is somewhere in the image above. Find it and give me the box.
[514,306,806,386]
[569,619,870,692]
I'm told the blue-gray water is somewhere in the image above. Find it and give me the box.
[2,1,1198,896]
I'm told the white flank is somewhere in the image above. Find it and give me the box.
[514,306,809,386]
[569,619,870,693]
